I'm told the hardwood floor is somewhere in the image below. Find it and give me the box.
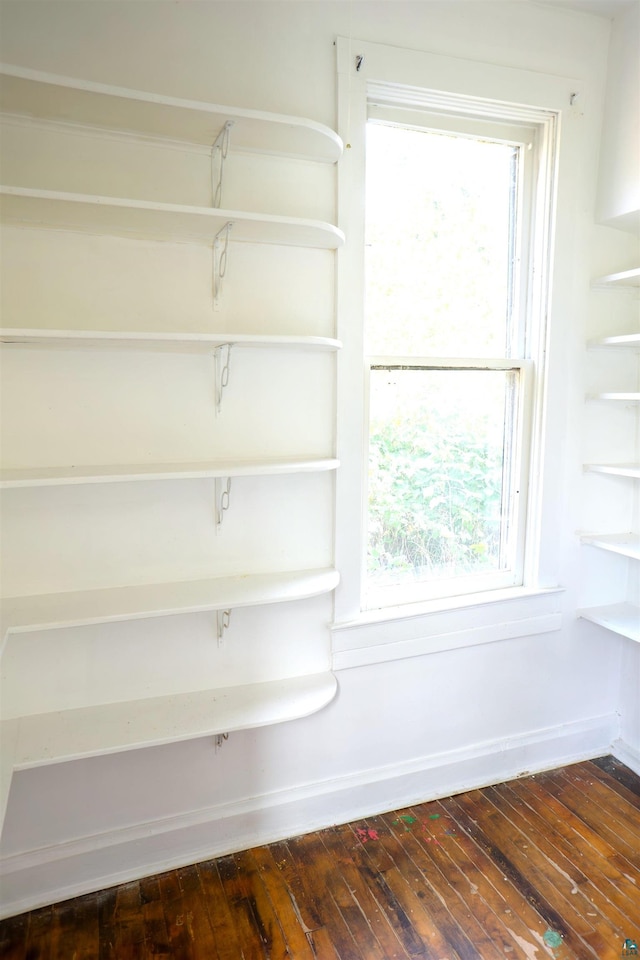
[1,756,639,959]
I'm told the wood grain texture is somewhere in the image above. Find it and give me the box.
[1,757,639,958]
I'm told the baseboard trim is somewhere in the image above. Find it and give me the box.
[0,712,618,919]
[611,738,640,776]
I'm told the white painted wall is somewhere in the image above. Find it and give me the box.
[0,0,635,916]
[596,0,640,232]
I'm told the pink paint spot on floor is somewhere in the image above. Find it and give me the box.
[356,827,380,843]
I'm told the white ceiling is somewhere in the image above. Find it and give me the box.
[535,0,636,18]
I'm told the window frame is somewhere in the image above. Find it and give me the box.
[333,37,576,650]
[362,109,539,609]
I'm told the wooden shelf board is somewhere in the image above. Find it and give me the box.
[0,63,343,162]
[587,334,640,349]
[1,568,340,643]
[0,329,342,351]
[0,457,339,489]
[5,671,338,769]
[580,532,640,561]
[585,463,640,479]
[0,186,345,249]
[593,267,640,287]
[579,603,640,643]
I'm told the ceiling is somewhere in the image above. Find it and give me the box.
[534,0,637,18]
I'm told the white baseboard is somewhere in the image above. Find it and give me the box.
[0,712,618,919]
[611,738,640,776]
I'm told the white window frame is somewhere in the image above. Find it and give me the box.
[363,107,539,607]
[332,37,579,661]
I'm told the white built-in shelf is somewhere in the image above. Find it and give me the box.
[0,63,343,163]
[0,631,341,810]
[3,671,338,770]
[0,329,342,352]
[580,532,640,561]
[0,567,340,646]
[587,393,640,402]
[579,603,640,643]
[0,186,345,249]
[587,334,640,349]
[0,457,339,489]
[585,463,640,479]
[593,268,640,287]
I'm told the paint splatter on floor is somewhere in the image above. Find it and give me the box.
[393,815,417,831]
[504,927,542,959]
[355,827,380,843]
[543,929,563,948]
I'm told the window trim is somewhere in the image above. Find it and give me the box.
[334,37,575,645]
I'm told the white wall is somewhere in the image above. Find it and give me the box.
[0,0,632,916]
[596,0,640,232]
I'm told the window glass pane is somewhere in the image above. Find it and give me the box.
[365,122,518,358]
[367,368,518,596]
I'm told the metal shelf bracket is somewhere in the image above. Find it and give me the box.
[214,732,230,752]
[216,608,231,645]
[215,476,232,531]
[213,220,233,310]
[214,342,232,413]
[211,120,234,208]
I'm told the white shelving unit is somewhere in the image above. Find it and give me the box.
[580,532,640,560]
[1,671,339,832]
[0,457,339,489]
[0,329,342,351]
[588,333,640,349]
[0,63,343,163]
[585,464,640,479]
[592,267,640,287]
[0,65,344,830]
[9,673,339,770]
[0,186,344,249]
[580,266,639,643]
[587,392,640,402]
[1,567,340,654]
[577,603,639,643]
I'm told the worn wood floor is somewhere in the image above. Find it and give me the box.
[1,756,639,959]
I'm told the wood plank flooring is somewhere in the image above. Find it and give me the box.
[1,756,639,958]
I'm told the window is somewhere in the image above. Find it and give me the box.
[334,39,566,632]
[364,113,536,607]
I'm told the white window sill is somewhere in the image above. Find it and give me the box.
[331,586,564,670]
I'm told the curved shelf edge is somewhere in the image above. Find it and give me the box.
[0,567,341,647]
[0,63,343,162]
[0,457,340,489]
[0,186,345,250]
[7,671,339,771]
[0,671,338,832]
[579,603,640,643]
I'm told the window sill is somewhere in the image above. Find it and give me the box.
[331,586,564,669]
